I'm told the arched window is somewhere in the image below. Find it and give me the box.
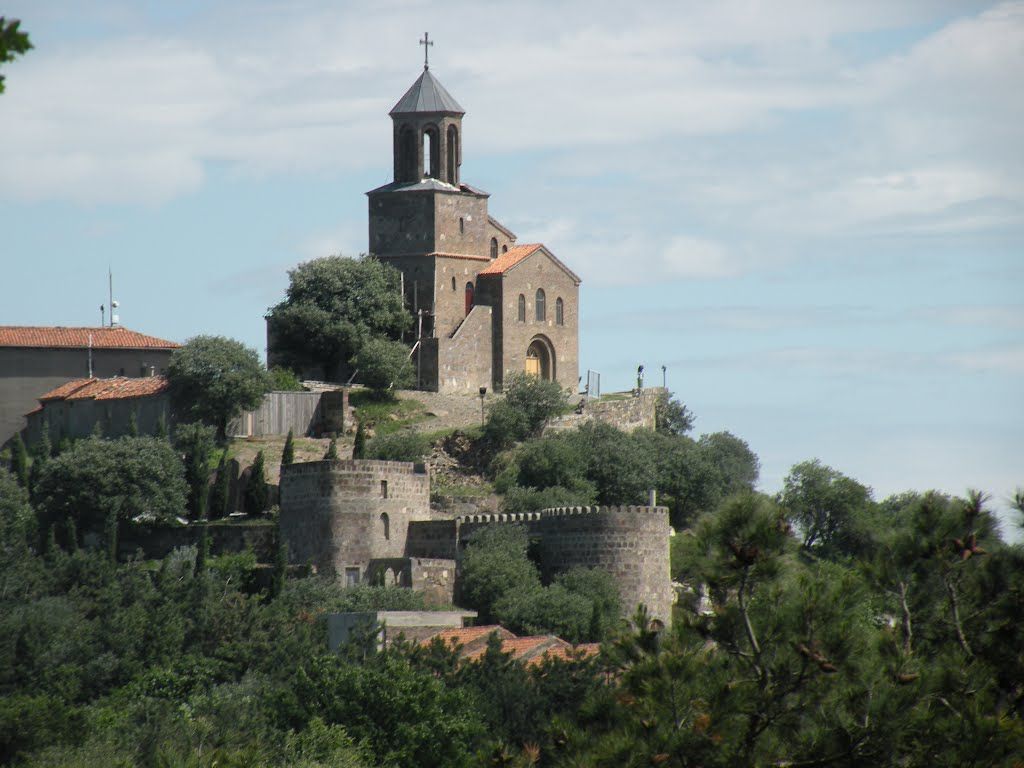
[380,512,390,540]
[490,237,498,259]
[555,297,564,325]
[399,126,416,181]
[517,294,526,322]
[502,244,508,253]
[422,125,439,178]
[535,289,546,321]
[446,124,459,183]
[465,282,474,315]
[451,276,456,291]
[459,217,464,234]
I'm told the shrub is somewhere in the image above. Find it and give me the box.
[268,366,305,392]
[244,451,268,514]
[351,337,414,397]
[365,431,430,463]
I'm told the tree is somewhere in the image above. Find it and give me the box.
[9,432,28,488]
[167,336,270,441]
[266,256,409,379]
[0,469,34,549]
[352,421,366,459]
[460,525,542,622]
[654,391,695,435]
[351,337,413,397]
[35,436,187,535]
[0,17,32,94]
[281,428,295,467]
[209,452,232,519]
[483,372,568,448]
[779,459,875,558]
[244,451,268,514]
[174,423,216,520]
[324,439,339,461]
[268,366,304,391]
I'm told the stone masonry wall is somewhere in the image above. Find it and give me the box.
[433,304,492,393]
[457,505,673,625]
[279,460,430,580]
[547,387,665,434]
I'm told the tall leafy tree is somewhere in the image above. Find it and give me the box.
[351,337,414,397]
[174,423,216,520]
[266,256,409,379]
[167,335,270,441]
[779,459,875,558]
[0,17,31,94]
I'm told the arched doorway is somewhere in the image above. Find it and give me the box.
[525,336,554,380]
[464,282,474,315]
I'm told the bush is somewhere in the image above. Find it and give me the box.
[365,431,430,463]
[268,366,305,392]
[351,337,413,397]
[501,485,595,513]
[483,373,568,448]
[35,436,187,534]
[459,526,541,622]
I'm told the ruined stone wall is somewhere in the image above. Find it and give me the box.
[547,387,664,434]
[457,505,673,625]
[279,459,430,580]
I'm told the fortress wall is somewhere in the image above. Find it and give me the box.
[456,505,673,625]
[406,518,459,559]
[280,459,430,579]
[435,303,492,392]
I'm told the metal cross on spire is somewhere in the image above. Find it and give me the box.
[419,32,433,70]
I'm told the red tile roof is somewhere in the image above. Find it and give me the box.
[0,326,179,350]
[421,625,599,667]
[477,243,543,276]
[37,376,168,403]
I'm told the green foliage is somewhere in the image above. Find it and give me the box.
[654,390,695,435]
[0,17,32,94]
[9,432,29,488]
[459,525,541,622]
[0,470,34,549]
[167,335,270,441]
[126,412,139,437]
[265,255,409,378]
[244,451,268,514]
[281,428,295,467]
[351,336,414,396]
[501,484,594,513]
[779,458,875,558]
[483,373,569,448]
[195,525,210,577]
[365,431,430,463]
[323,439,339,460]
[175,423,217,520]
[271,536,287,599]
[268,365,305,391]
[35,436,187,535]
[208,453,232,519]
[352,421,366,459]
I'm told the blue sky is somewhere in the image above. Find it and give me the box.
[1,1,1021,531]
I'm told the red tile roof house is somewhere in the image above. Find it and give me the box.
[24,376,171,446]
[0,326,179,447]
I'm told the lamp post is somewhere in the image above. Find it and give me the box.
[478,386,487,425]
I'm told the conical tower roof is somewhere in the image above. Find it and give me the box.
[390,68,464,116]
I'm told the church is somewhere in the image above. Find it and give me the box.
[366,53,581,394]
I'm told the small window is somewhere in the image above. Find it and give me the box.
[502,244,508,253]
[451,277,456,291]
[556,297,564,325]
[459,217,464,234]
[535,289,546,321]
[517,294,526,322]
[490,237,498,259]
[380,480,388,499]
[380,511,390,540]
[345,567,360,587]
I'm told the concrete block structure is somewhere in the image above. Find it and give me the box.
[280,459,674,624]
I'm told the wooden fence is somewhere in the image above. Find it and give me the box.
[228,390,345,438]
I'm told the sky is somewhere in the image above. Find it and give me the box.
[1,1,1022,532]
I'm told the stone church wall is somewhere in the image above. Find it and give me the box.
[369,192,436,256]
[434,254,489,337]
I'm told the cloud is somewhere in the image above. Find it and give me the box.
[946,344,1024,374]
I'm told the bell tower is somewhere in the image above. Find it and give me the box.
[390,34,464,185]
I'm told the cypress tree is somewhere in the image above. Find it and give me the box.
[245,450,268,514]
[65,517,78,552]
[324,438,339,461]
[29,422,52,499]
[353,421,366,459]
[127,412,139,437]
[209,452,231,519]
[10,433,29,488]
[281,428,295,467]
[195,524,210,577]
[155,412,168,440]
[44,525,58,560]
[271,535,288,599]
